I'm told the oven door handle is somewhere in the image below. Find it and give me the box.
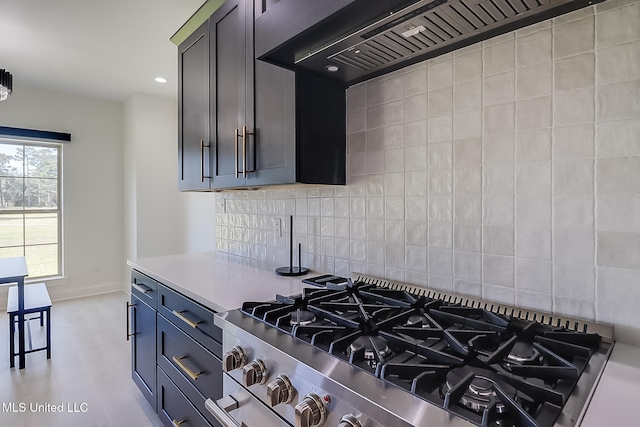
[205,396,243,427]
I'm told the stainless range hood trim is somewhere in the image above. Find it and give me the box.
[353,273,615,344]
[258,0,605,84]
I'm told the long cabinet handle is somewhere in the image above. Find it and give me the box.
[242,126,255,176]
[126,302,136,341]
[131,283,150,294]
[205,396,241,427]
[200,140,210,182]
[172,420,186,427]
[172,309,200,328]
[172,356,202,381]
[234,129,240,179]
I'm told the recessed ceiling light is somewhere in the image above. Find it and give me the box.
[325,65,339,72]
[154,77,167,83]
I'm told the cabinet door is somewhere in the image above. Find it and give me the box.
[131,294,157,411]
[245,60,297,186]
[178,21,211,191]
[210,0,248,189]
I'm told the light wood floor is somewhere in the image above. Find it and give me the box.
[0,291,163,427]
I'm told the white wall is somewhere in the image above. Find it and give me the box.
[0,84,125,303]
[216,1,640,345]
[123,93,215,287]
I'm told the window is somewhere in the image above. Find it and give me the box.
[0,141,61,278]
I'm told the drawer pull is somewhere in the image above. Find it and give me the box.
[172,356,202,381]
[172,310,200,328]
[131,283,151,294]
[205,396,241,427]
[172,420,186,427]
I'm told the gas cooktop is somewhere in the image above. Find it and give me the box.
[236,276,612,427]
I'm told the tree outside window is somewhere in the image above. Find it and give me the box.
[0,142,61,278]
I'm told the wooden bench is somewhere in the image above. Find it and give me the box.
[7,283,52,362]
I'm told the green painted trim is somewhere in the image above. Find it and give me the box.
[170,0,226,46]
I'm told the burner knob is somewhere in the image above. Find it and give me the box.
[242,358,268,387]
[266,374,295,406]
[295,393,326,427]
[338,414,362,427]
[222,346,247,372]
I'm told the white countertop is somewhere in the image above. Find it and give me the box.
[127,252,640,425]
[127,252,310,313]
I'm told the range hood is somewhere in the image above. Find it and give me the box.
[255,0,602,84]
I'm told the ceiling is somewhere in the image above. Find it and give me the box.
[0,0,206,102]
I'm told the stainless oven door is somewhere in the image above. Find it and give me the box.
[205,373,291,427]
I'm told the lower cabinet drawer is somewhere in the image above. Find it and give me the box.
[157,367,212,427]
[158,284,222,355]
[158,314,223,409]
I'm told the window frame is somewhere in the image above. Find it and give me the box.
[0,138,63,279]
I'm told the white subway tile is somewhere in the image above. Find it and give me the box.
[429,60,453,91]
[484,103,516,135]
[454,50,482,84]
[596,80,640,122]
[428,142,453,169]
[454,167,482,195]
[406,170,428,196]
[484,134,515,165]
[454,195,482,224]
[454,280,483,298]
[483,225,515,256]
[596,118,640,158]
[516,129,551,162]
[454,251,482,281]
[516,258,552,292]
[515,290,553,312]
[429,248,453,276]
[454,223,482,252]
[516,62,552,100]
[483,194,515,225]
[429,196,453,222]
[386,243,405,268]
[347,84,366,112]
[406,196,428,220]
[555,228,595,264]
[596,266,640,307]
[554,17,594,58]
[597,231,640,269]
[348,109,366,133]
[404,93,428,122]
[597,157,640,193]
[406,246,428,272]
[554,159,594,194]
[516,195,551,227]
[516,29,552,67]
[484,40,515,76]
[384,75,405,103]
[483,254,515,286]
[429,87,453,117]
[554,263,595,300]
[516,161,551,194]
[350,219,366,240]
[554,296,595,322]
[454,138,482,167]
[428,169,453,195]
[553,124,595,160]
[597,41,640,86]
[404,145,428,171]
[454,79,482,111]
[429,222,453,249]
[404,67,428,96]
[385,197,405,220]
[516,96,553,131]
[554,53,595,92]
[428,114,453,143]
[484,71,515,106]
[595,302,640,345]
[483,164,515,194]
[596,2,640,49]
[597,193,640,233]
[554,195,594,228]
[516,226,552,260]
[454,109,483,140]
[383,124,405,149]
[554,88,595,126]
[406,222,428,246]
[483,283,516,304]
[367,219,385,241]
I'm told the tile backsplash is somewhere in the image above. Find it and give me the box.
[216,0,640,345]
